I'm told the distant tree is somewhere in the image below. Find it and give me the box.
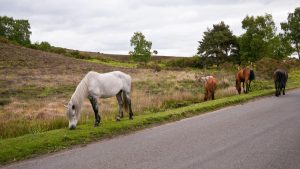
[0,16,31,45]
[239,14,279,63]
[129,32,152,62]
[37,41,52,51]
[197,21,239,68]
[269,34,293,60]
[281,7,300,59]
[153,50,158,55]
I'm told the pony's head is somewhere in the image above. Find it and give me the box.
[236,79,241,94]
[65,101,79,130]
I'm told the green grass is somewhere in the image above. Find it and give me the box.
[86,58,137,68]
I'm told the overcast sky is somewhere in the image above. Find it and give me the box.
[0,0,299,56]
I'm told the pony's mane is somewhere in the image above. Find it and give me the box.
[71,75,89,113]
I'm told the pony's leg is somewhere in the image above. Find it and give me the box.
[89,96,101,126]
[125,92,133,120]
[248,80,251,92]
[245,81,249,93]
[204,90,208,101]
[279,87,282,96]
[116,91,123,121]
[212,92,215,100]
[248,82,250,93]
[283,82,286,95]
[275,81,279,97]
[274,81,277,96]
[279,81,282,96]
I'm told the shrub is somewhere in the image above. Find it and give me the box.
[165,56,203,69]
[255,58,300,79]
[51,47,67,54]
[0,36,9,43]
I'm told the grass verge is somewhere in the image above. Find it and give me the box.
[1,85,299,165]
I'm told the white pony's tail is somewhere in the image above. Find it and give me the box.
[122,91,128,113]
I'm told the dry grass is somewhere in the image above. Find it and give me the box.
[0,42,239,138]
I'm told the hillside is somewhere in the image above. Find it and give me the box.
[0,42,204,139]
[0,41,137,100]
[0,42,137,129]
[0,41,135,79]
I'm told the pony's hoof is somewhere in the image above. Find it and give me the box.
[129,117,133,120]
[94,122,100,127]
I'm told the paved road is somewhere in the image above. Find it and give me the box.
[3,89,300,169]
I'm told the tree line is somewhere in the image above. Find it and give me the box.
[1,7,299,67]
[130,7,300,67]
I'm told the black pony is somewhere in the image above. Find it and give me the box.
[273,69,288,97]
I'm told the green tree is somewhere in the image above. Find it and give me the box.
[197,21,239,67]
[281,7,300,59]
[269,34,293,60]
[0,16,31,45]
[239,14,278,63]
[129,32,152,62]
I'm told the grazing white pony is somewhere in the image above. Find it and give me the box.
[66,71,133,129]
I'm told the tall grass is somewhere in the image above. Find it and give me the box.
[0,117,67,139]
[1,67,300,139]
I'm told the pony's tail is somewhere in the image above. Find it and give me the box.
[122,91,128,113]
[250,70,255,81]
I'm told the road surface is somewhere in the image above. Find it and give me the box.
[3,89,300,169]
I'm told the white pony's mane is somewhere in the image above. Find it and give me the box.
[71,75,89,114]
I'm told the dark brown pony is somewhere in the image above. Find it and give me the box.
[204,77,217,101]
[236,67,255,94]
[273,69,288,97]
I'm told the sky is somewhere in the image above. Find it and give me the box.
[0,0,299,56]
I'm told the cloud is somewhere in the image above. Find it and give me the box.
[0,0,299,56]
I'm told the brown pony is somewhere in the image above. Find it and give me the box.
[204,77,217,101]
[235,67,255,94]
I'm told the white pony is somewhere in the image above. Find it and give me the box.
[66,71,133,129]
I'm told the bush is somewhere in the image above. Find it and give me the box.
[165,56,203,69]
[65,50,91,59]
[255,58,300,79]
[30,41,52,51]
[148,62,162,72]
[0,36,9,43]
[39,41,51,51]
[51,47,67,54]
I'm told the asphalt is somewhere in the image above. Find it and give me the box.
[2,89,300,169]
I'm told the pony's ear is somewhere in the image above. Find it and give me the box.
[72,105,75,110]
